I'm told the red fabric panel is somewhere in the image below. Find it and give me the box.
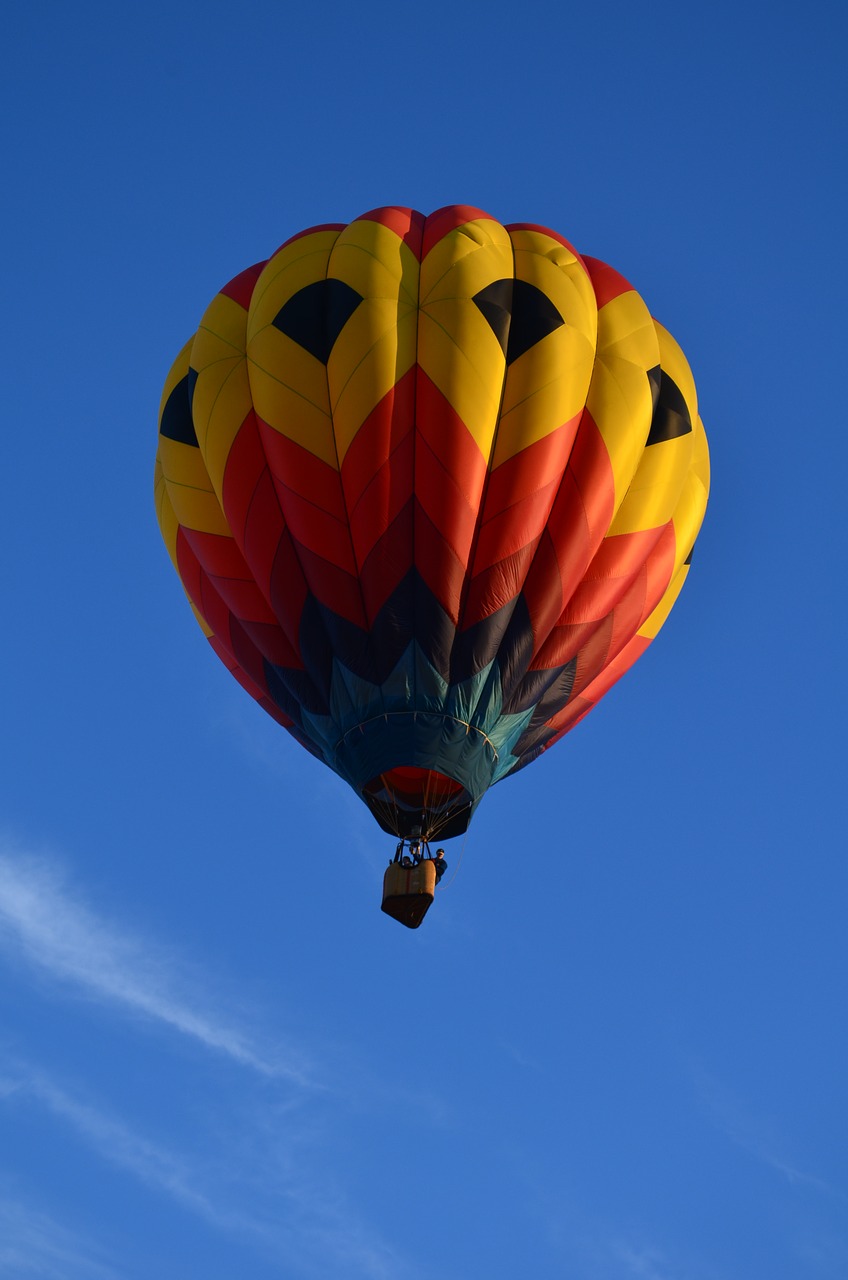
[258,425,359,581]
[181,527,251,580]
[414,368,486,542]
[640,522,677,626]
[472,470,563,576]
[223,416,310,657]
[268,532,310,652]
[282,539,365,626]
[343,367,416,515]
[271,476,357,576]
[414,500,467,624]
[175,527,204,617]
[196,571,237,654]
[571,613,615,697]
[562,411,617,548]
[582,256,634,309]
[521,528,566,642]
[462,539,540,625]
[483,416,580,519]
[465,417,584,622]
[539,414,615,598]
[259,428,349,524]
[358,498,414,622]
[243,469,294,604]
[580,632,651,706]
[218,261,266,309]
[522,413,615,656]
[421,205,496,257]
[562,527,665,627]
[606,564,649,659]
[222,413,268,550]
[357,207,425,257]
[534,616,608,675]
[180,529,277,626]
[237,618,301,669]
[348,427,415,568]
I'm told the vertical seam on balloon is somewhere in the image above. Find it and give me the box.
[209,282,323,713]
[323,218,385,724]
[507,417,593,682]
[323,228,369,620]
[412,215,424,748]
[245,231,348,744]
[451,230,516,731]
[494,249,601,711]
[453,240,512,636]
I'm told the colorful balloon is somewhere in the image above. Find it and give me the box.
[155,206,709,841]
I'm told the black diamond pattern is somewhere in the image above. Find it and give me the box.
[647,369,692,444]
[272,278,364,363]
[474,278,566,365]
[159,374,198,446]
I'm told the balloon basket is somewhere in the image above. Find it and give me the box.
[381,858,437,929]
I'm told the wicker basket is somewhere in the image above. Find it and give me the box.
[381,859,437,928]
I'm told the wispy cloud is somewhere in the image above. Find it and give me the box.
[0,844,311,1082]
[693,1065,845,1200]
[4,1061,237,1225]
[612,1242,677,1280]
[0,1195,121,1280]
[1,1059,410,1280]
[0,844,418,1277]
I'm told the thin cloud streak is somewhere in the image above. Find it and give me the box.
[9,1064,230,1224]
[612,1243,676,1280]
[693,1065,845,1201]
[0,844,311,1083]
[2,1060,410,1280]
[0,1195,121,1280]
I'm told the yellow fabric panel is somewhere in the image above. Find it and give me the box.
[654,318,699,422]
[418,218,514,457]
[586,290,659,512]
[156,343,231,537]
[155,343,191,558]
[190,292,252,502]
[329,216,419,306]
[609,423,692,535]
[153,459,214,639]
[422,214,506,288]
[637,559,690,640]
[247,330,334,466]
[330,299,418,460]
[609,321,697,536]
[508,228,596,324]
[153,458,179,569]
[635,406,709,640]
[326,219,420,461]
[667,414,710,579]
[491,232,597,468]
[159,450,232,536]
[248,228,342,329]
[246,231,338,468]
[692,411,710,492]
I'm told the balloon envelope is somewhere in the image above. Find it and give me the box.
[155,206,709,839]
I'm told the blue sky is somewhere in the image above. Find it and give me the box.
[2,2,846,1277]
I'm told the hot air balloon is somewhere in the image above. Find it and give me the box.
[155,205,709,925]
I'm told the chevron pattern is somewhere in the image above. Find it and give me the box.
[155,207,710,838]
